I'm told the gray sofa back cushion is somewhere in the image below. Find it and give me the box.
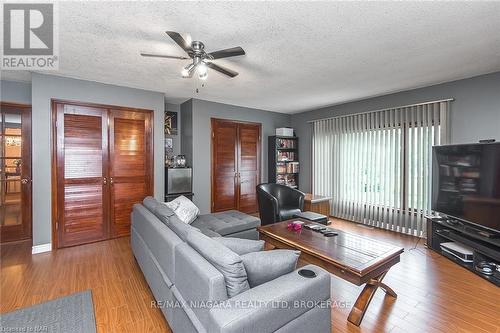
[186,230,250,298]
[165,215,201,241]
[213,237,265,255]
[143,196,160,212]
[241,250,300,288]
[155,203,176,220]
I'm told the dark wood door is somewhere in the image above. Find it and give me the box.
[0,103,32,243]
[109,109,153,237]
[54,103,109,247]
[53,101,153,248]
[211,119,261,213]
[211,119,238,212]
[238,123,260,213]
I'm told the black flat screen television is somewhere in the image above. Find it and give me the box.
[432,142,500,232]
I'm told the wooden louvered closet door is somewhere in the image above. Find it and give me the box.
[53,101,153,248]
[211,119,239,212]
[237,123,260,213]
[211,119,261,214]
[55,104,109,247]
[109,109,152,237]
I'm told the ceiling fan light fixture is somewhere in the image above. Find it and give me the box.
[197,62,208,76]
[182,63,195,77]
[143,31,244,79]
[199,71,208,80]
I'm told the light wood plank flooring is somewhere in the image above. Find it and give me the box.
[1,218,499,333]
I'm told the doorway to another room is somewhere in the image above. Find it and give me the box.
[0,102,32,244]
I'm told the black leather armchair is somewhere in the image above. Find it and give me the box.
[256,183,305,226]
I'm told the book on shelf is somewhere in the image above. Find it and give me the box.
[277,151,296,161]
[276,138,297,149]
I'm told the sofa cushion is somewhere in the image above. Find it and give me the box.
[155,203,176,220]
[143,196,160,212]
[199,228,222,238]
[191,211,260,236]
[279,207,302,221]
[165,215,200,241]
[241,250,300,288]
[186,230,250,298]
[213,237,265,255]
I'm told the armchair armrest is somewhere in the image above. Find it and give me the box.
[282,187,305,211]
[257,189,279,225]
[208,265,331,333]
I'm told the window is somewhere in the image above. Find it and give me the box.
[312,100,450,236]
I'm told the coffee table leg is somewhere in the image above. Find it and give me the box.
[347,271,397,326]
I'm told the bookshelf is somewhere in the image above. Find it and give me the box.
[268,136,299,188]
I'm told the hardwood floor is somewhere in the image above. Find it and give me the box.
[0,238,171,332]
[1,218,499,333]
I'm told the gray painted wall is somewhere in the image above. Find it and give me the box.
[1,80,32,104]
[291,71,500,192]
[31,73,165,246]
[180,99,193,167]
[182,98,291,213]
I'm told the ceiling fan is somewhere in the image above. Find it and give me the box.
[141,31,245,80]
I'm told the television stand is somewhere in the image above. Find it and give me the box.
[426,216,500,286]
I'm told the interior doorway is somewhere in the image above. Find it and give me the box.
[0,102,32,243]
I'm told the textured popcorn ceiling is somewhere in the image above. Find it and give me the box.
[3,1,500,113]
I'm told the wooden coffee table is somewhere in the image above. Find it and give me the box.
[257,219,404,326]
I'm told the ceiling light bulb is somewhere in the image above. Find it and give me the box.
[182,63,195,78]
[199,71,208,80]
[198,62,208,76]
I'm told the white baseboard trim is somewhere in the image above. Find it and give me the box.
[32,243,52,254]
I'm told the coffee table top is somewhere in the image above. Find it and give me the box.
[257,219,404,277]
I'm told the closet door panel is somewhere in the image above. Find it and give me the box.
[56,104,109,247]
[238,124,260,213]
[211,119,238,212]
[109,109,153,237]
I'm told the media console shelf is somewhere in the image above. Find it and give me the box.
[426,216,500,286]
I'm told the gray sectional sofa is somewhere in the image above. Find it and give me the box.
[131,197,332,333]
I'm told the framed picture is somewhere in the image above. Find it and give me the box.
[165,111,178,135]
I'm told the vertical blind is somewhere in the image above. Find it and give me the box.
[312,100,451,236]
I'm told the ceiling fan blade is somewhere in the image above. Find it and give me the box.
[207,46,245,60]
[140,52,189,60]
[206,62,238,78]
[165,31,193,54]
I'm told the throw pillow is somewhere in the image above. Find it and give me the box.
[213,237,265,255]
[241,250,300,288]
[165,195,199,224]
[186,230,250,298]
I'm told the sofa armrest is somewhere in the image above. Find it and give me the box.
[208,265,331,333]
